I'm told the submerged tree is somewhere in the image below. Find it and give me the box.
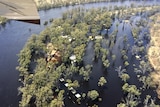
[79,66,92,81]
[115,66,126,77]
[124,61,129,67]
[50,90,65,107]
[121,83,141,107]
[117,103,127,107]
[87,90,99,101]
[66,79,80,89]
[98,76,107,87]
[139,76,155,89]
[103,59,110,68]
[120,73,130,83]
[143,95,159,107]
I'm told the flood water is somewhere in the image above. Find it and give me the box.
[64,16,158,107]
[0,0,160,107]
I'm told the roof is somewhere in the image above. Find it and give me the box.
[0,0,40,24]
[69,55,76,60]
[75,93,81,98]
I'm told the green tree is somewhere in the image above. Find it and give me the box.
[122,83,141,96]
[94,40,101,59]
[35,86,53,106]
[101,12,112,29]
[122,55,128,61]
[131,27,139,39]
[117,103,127,107]
[103,59,110,68]
[50,90,65,107]
[121,83,141,107]
[98,77,107,87]
[120,73,130,82]
[74,44,86,64]
[112,54,116,61]
[139,76,155,89]
[123,93,140,107]
[17,47,32,76]
[62,23,71,35]
[87,90,99,100]
[0,16,7,24]
[123,35,128,43]
[121,49,126,56]
[66,79,80,89]
[124,61,129,67]
[79,67,91,81]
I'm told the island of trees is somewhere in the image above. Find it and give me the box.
[17,2,160,107]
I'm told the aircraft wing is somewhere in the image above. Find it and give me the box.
[0,0,40,24]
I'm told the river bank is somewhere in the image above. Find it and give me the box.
[34,0,116,10]
[148,13,160,99]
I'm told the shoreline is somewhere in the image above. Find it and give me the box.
[34,0,112,10]
[34,0,158,10]
[148,13,160,71]
[148,13,160,99]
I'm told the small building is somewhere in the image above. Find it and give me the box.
[131,13,135,15]
[95,36,103,39]
[61,35,68,38]
[124,20,130,23]
[61,35,72,42]
[68,37,72,42]
[135,55,141,60]
[71,89,76,94]
[75,93,81,99]
[59,78,65,82]
[69,55,76,64]
[64,83,69,87]
[89,36,94,40]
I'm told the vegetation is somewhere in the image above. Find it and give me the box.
[16,2,160,107]
[17,7,112,106]
[98,76,107,87]
[148,14,160,99]
[79,65,92,81]
[34,0,113,10]
[121,83,141,107]
[87,90,99,101]
[120,73,130,82]
[0,16,7,25]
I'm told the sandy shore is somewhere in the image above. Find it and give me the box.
[148,13,160,99]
